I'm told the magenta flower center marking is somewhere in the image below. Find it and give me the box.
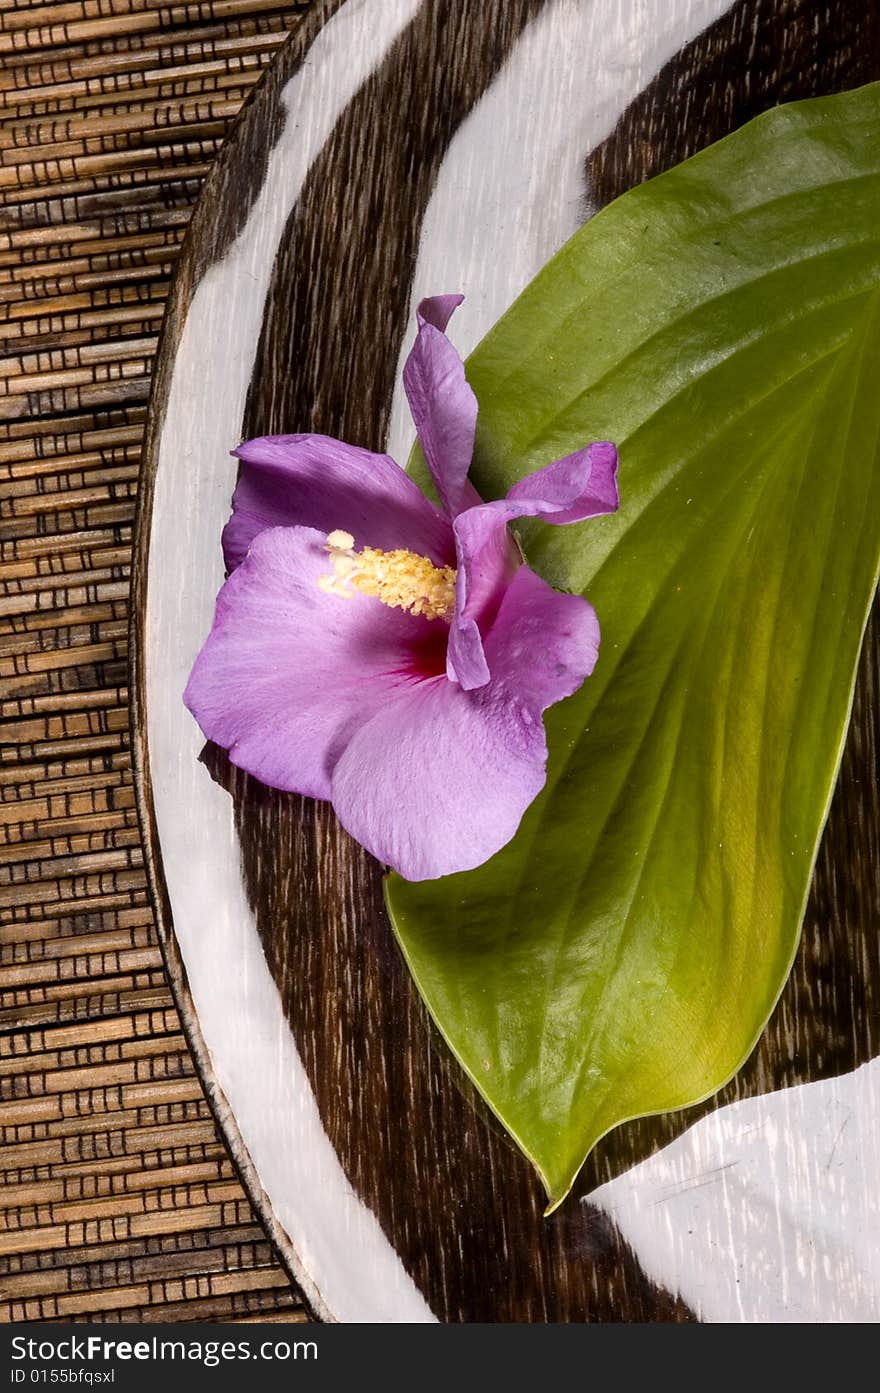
[184,293,620,881]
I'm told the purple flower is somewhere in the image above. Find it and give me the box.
[184,295,619,881]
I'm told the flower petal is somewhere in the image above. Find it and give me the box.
[185,526,448,800]
[482,563,601,712]
[330,675,546,881]
[402,295,478,520]
[330,565,598,881]
[506,440,620,522]
[446,504,518,691]
[415,294,465,333]
[222,434,454,572]
[445,442,618,691]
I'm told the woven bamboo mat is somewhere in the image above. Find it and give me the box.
[0,0,311,1323]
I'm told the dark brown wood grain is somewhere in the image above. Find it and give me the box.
[133,0,880,1322]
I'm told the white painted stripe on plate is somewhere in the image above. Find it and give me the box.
[588,1057,880,1322]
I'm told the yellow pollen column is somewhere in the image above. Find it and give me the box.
[318,530,456,621]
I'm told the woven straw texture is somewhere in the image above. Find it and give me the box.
[1,0,309,1323]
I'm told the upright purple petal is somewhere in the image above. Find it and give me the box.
[506,440,620,522]
[402,294,478,520]
[222,434,454,572]
[329,675,547,881]
[445,442,619,690]
[446,504,519,691]
[415,294,465,333]
[184,526,448,801]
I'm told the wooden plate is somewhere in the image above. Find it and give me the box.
[132,0,880,1321]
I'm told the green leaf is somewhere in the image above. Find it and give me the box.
[386,83,880,1207]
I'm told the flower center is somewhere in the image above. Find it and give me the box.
[317,529,456,622]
